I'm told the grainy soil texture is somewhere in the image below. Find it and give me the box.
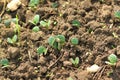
[0,0,120,80]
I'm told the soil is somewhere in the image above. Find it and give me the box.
[0,0,120,80]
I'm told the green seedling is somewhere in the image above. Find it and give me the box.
[71,37,79,45]
[67,77,73,80]
[70,57,79,67]
[105,54,118,66]
[14,15,20,41]
[4,18,18,27]
[48,35,65,50]
[30,15,40,25]
[114,11,120,19]
[7,35,18,44]
[37,46,47,55]
[29,0,39,8]
[40,20,51,28]
[72,20,80,28]
[32,26,40,32]
[0,59,9,68]
[52,2,59,8]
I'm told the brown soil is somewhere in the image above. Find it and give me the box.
[0,0,120,80]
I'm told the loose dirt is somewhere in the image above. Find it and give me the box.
[0,0,120,80]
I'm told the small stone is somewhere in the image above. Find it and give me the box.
[87,64,101,73]
[7,0,21,11]
[8,47,20,58]
[30,31,44,41]
[38,56,46,65]
[63,61,72,66]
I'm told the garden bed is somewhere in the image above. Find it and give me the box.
[0,0,120,80]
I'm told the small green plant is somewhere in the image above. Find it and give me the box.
[29,0,39,8]
[70,57,79,67]
[52,2,59,8]
[40,20,51,28]
[32,26,40,32]
[4,18,18,27]
[30,14,40,25]
[7,35,17,44]
[67,77,73,80]
[14,15,20,41]
[0,59,9,68]
[71,37,79,45]
[48,35,65,50]
[71,20,80,28]
[37,46,47,55]
[114,11,120,19]
[105,54,118,66]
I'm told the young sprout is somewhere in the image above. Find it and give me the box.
[114,11,120,19]
[0,59,9,68]
[48,35,65,50]
[52,2,59,8]
[4,18,18,27]
[70,37,79,45]
[29,14,40,25]
[32,26,40,32]
[67,77,73,80]
[7,35,18,44]
[105,54,118,66]
[14,15,20,41]
[40,20,51,29]
[71,20,81,28]
[29,0,39,8]
[70,57,79,67]
[37,46,47,55]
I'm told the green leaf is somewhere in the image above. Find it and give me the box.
[4,19,11,27]
[0,59,9,67]
[52,2,59,8]
[37,46,46,55]
[70,58,75,65]
[32,26,40,32]
[56,35,65,44]
[108,54,118,64]
[33,15,40,25]
[40,20,51,28]
[40,21,47,27]
[29,0,39,7]
[72,20,81,27]
[12,35,17,43]
[48,36,56,46]
[71,38,79,45]
[75,57,79,64]
[67,77,73,80]
[114,11,120,19]
[7,38,13,44]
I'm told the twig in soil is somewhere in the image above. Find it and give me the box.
[47,52,63,70]
[93,65,107,80]
[0,0,6,17]
[28,51,32,63]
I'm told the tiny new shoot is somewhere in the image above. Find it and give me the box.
[37,46,47,55]
[14,15,20,41]
[29,14,40,25]
[70,57,79,67]
[32,26,40,32]
[29,0,39,8]
[40,20,51,29]
[71,37,79,45]
[0,59,9,68]
[105,54,118,66]
[114,11,120,19]
[7,35,18,44]
[71,20,81,28]
[48,35,65,50]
